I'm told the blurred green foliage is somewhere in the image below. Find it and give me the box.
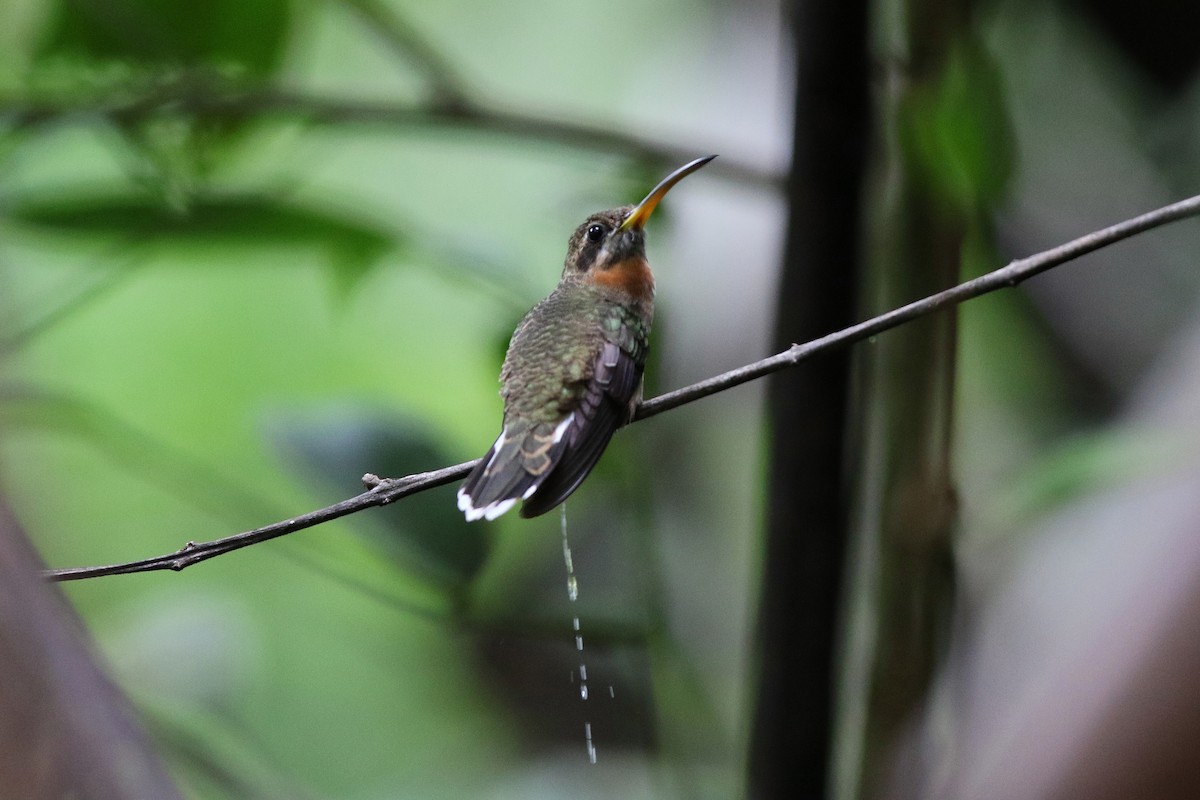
[41,0,293,75]
[1,1,756,797]
[899,38,1014,212]
[4,0,1200,798]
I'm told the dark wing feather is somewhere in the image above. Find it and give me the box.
[458,420,572,521]
[518,340,642,518]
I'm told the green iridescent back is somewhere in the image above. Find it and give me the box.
[499,282,651,425]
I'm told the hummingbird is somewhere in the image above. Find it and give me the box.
[457,155,716,521]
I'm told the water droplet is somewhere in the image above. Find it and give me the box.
[562,503,598,763]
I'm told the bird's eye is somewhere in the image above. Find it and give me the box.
[585,224,606,243]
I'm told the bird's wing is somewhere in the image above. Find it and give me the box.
[517,338,642,518]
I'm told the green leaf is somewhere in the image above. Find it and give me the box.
[1001,430,1184,521]
[39,0,294,76]
[10,191,395,292]
[899,38,1015,211]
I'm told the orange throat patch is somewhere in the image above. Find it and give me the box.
[588,257,655,302]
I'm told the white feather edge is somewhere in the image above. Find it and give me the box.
[457,414,575,521]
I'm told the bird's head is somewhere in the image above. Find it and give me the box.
[559,155,716,299]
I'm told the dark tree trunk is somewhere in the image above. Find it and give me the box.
[0,498,183,800]
[747,1,871,797]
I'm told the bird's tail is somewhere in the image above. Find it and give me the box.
[457,415,574,521]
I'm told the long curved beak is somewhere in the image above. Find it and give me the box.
[619,155,717,232]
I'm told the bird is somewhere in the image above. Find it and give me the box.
[457,155,716,521]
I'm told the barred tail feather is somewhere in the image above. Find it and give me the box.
[517,397,622,519]
[457,416,574,521]
[519,343,640,518]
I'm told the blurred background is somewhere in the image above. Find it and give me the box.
[2,0,1200,798]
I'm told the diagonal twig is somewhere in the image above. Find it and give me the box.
[2,87,777,191]
[637,193,1200,419]
[43,192,1200,581]
[337,0,472,106]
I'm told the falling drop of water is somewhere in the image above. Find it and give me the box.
[585,722,597,764]
[562,533,574,574]
[561,504,595,763]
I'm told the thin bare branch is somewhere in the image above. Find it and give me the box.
[639,192,1200,419]
[2,87,777,190]
[45,461,477,581]
[337,0,472,106]
[42,192,1200,582]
